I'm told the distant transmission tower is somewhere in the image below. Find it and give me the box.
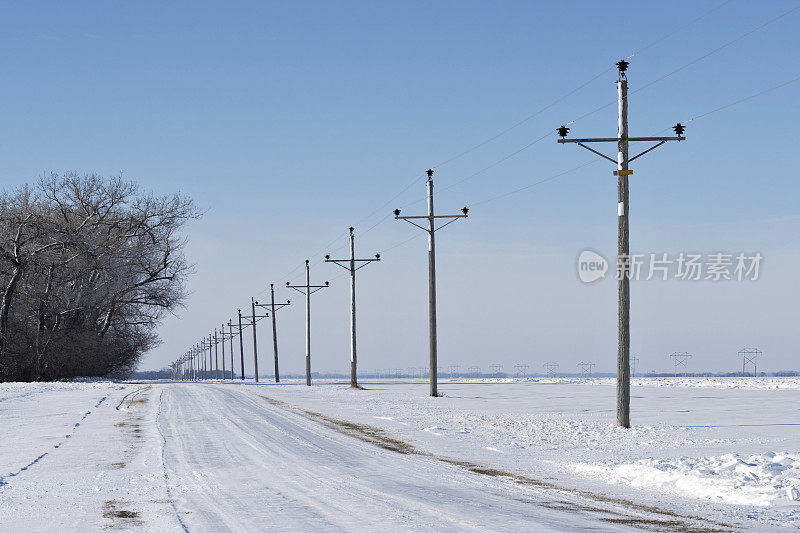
[669,352,692,377]
[577,361,595,378]
[449,364,460,378]
[631,356,639,378]
[514,363,529,378]
[544,361,559,377]
[468,366,481,376]
[489,363,503,377]
[738,348,763,377]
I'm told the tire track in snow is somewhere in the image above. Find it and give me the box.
[116,386,147,410]
[258,393,736,533]
[0,393,110,489]
[155,389,191,533]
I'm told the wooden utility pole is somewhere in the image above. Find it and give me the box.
[263,284,290,383]
[287,260,329,386]
[557,60,685,427]
[251,298,261,382]
[220,325,226,380]
[395,170,469,397]
[238,309,245,380]
[227,320,235,379]
[325,227,380,388]
[207,334,213,380]
[241,297,270,383]
[213,330,219,379]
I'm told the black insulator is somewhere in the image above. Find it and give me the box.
[393,209,401,216]
[673,122,685,135]
[616,59,629,72]
[557,125,570,138]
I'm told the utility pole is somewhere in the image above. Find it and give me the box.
[557,60,686,428]
[738,348,763,377]
[395,169,469,397]
[238,309,245,381]
[287,260,329,386]
[228,321,234,380]
[242,297,270,383]
[214,330,219,379]
[266,284,291,383]
[220,325,225,380]
[203,333,209,380]
[326,227,380,389]
[197,343,203,380]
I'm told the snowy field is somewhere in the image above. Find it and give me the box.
[0,377,798,531]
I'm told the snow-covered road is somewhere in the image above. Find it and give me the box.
[158,384,693,531]
[0,380,741,532]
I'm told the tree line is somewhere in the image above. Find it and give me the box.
[0,173,199,381]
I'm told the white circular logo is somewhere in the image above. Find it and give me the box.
[578,250,608,283]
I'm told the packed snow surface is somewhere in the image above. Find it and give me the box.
[1,377,798,531]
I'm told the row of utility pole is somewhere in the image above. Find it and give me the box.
[172,60,689,429]
[172,227,389,389]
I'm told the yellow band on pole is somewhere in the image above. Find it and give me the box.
[614,169,634,176]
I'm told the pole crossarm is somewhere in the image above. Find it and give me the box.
[326,258,380,271]
[396,214,468,233]
[241,313,269,319]
[287,284,328,296]
[558,137,684,166]
[558,136,685,143]
[256,301,290,311]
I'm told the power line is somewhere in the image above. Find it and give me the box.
[171,5,796,378]
[635,4,800,95]
[681,74,800,125]
[560,4,799,129]
[430,0,735,170]
[281,0,744,260]
[624,0,735,60]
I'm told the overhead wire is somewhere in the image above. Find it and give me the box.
[179,1,795,358]
[375,70,800,254]
[284,0,747,252]
[345,0,741,232]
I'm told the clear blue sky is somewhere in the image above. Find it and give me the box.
[1,1,798,375]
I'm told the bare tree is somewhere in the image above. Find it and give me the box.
[0,172,200,381]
